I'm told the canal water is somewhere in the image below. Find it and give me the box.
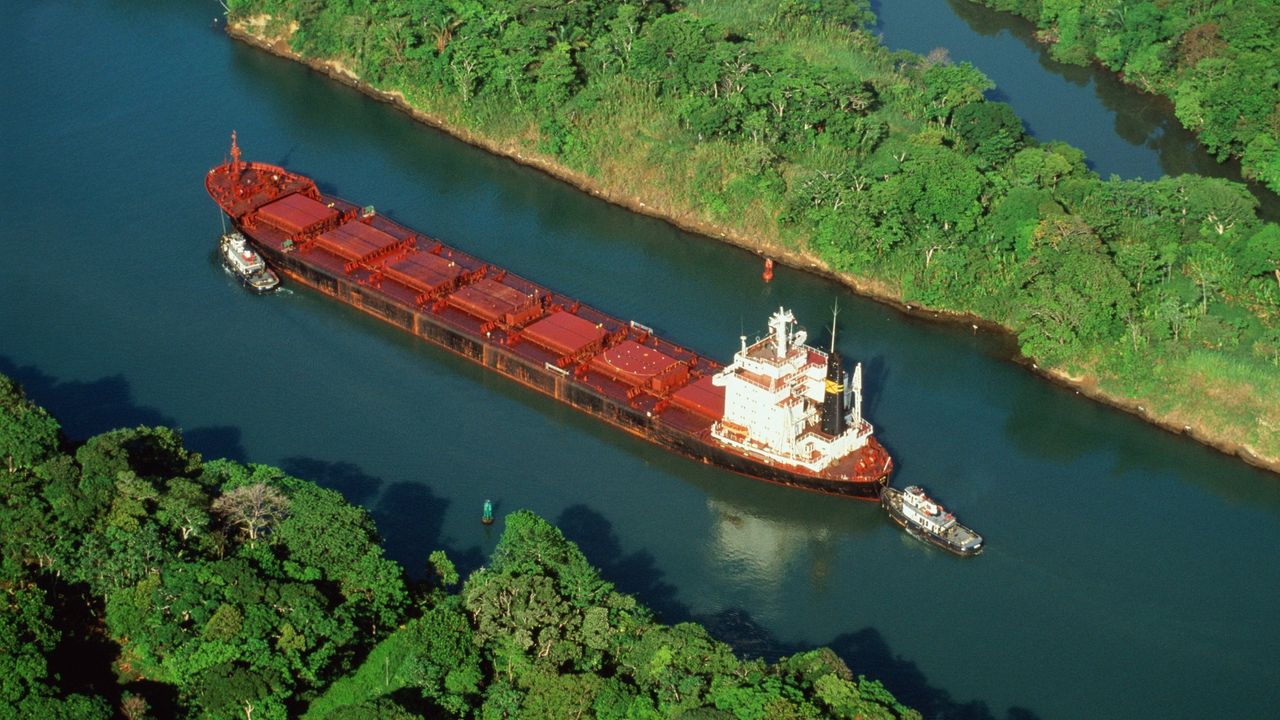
[3,2,1278,718]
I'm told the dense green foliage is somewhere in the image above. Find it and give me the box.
[971,0,1280,193]
[0,376,916,719]
[0,560,111,719]
[225,0,1280,459]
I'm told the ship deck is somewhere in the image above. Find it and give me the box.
[239,190,726,440]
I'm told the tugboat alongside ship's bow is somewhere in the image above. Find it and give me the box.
[220,230,279,293]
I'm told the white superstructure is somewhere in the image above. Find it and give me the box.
[710,308,873,473]
[222,231,267,274]
[899,486,957,534]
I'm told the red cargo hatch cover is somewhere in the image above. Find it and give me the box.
[256,193,338,235]
[448,278,533,323]
[386,252,463,292]
[315,221,398,260]
[523,312,607,356]
[671,375,725,419]
[592,340,680,383]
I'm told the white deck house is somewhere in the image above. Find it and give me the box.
[710,308,872,472]
[900,486,958,534]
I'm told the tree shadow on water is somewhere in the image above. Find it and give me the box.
[278,457,483,579]
[693,617,1040,720]
[827,628,1040,720]
[0,356,174,439]
[557,504,693,623]
[281,456,386,507]
[0,356,248,461]
[557,507,789,649]
[373,481,468,580]
[183,425,247,463]
[696,607,793,662]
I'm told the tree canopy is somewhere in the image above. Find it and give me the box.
[0,376,918,718]
[973,0,1280,194]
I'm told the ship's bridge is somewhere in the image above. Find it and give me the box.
[711,308,871,473]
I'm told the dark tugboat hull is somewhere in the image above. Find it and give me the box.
[221,233,280,294]
[223,264,280,294]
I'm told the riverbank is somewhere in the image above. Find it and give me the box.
[224,18,1280,476]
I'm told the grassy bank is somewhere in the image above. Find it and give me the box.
[223,1,1280,473]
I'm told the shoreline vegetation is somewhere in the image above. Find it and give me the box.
[0,374,918,719]
[966,0,1280,196]
[223,0,1278,475]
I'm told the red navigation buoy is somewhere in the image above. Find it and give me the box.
[762,257,774,283]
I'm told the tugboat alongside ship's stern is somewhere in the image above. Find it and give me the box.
[882,486,983,556]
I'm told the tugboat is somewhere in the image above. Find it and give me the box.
[881,486,983,556]
[220,231,279,293]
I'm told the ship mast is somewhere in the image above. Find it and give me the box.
[829,300,839,354]
[229,130,242,177]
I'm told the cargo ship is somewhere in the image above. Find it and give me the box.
[205,133,892,499]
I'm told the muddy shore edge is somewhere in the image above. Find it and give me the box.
[223,21,1280,476]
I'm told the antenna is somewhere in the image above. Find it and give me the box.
[829,299,840,354]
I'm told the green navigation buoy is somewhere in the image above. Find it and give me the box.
[482,499,494,525]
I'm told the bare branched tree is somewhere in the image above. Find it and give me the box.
[213,483,289,542]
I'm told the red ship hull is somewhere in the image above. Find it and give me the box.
[205,142,891,499]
